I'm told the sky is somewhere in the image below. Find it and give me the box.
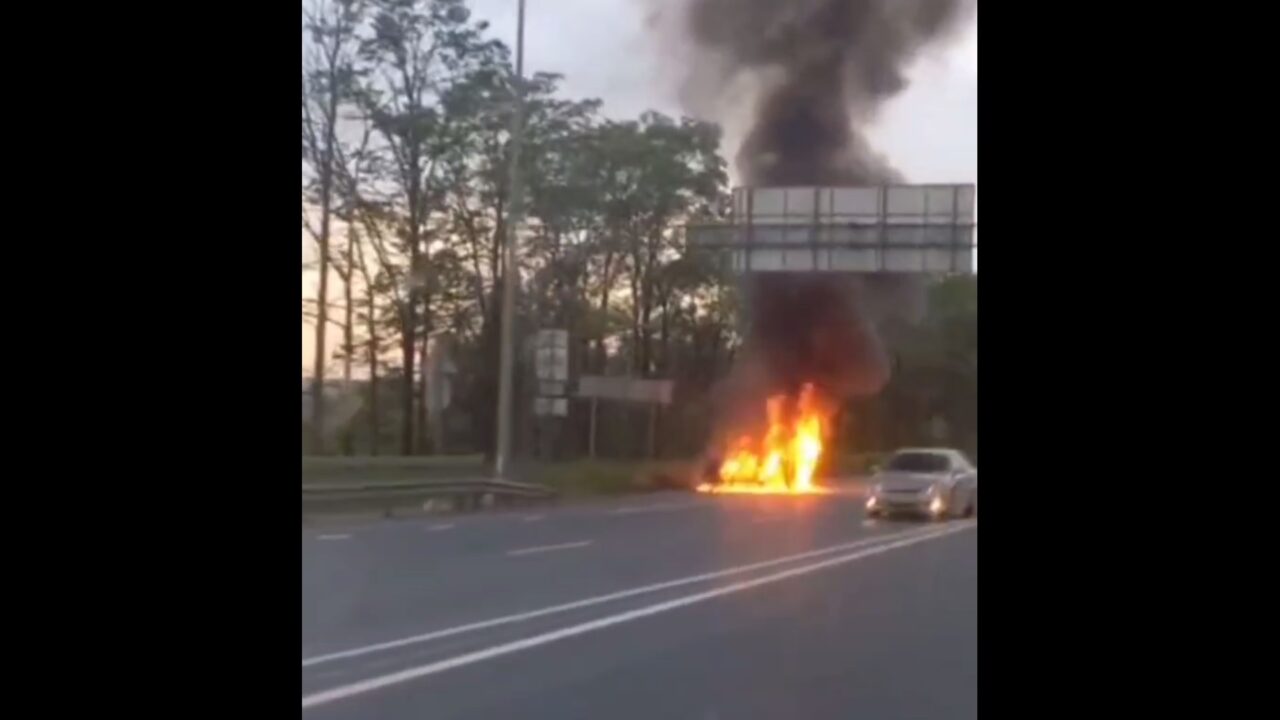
[467,0,978,183]
[303,0,978,376]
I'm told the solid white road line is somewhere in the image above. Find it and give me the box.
[506,540,594,557]
[301,521,974,709]
[301,523,947,669]
[316,534,351,541]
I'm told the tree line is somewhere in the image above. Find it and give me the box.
[301,0,976,461]
[302,0,734,457]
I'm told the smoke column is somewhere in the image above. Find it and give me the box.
[645,0,976,437]
[679,0,975,186]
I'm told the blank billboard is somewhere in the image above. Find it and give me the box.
[693,183,975,274]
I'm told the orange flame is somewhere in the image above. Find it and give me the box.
[699,383,832,495]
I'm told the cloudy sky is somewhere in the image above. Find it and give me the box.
[304,1,977,375]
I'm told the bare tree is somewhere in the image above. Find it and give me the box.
[302,0,365,452]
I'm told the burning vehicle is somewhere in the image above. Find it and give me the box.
[697,383,832,494]
[689,185,974,494]
[663,0,977,492]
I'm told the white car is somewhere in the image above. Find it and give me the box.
[865,448,978,520]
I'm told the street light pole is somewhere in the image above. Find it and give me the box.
[494,0,526,479]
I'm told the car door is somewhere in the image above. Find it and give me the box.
[942,455,966,514]
[953,452,976,511]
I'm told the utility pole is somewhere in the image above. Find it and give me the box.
[494,0,526,479]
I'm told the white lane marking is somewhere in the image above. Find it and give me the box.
[301,522,973,709]
[426,524,455,532]
[316,534,351,541]
[522,515,545,522]
[301,523,944,668]
[861,519,878,528]
[506,540,593,557]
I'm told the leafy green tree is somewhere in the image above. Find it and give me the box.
[356,0,496,453]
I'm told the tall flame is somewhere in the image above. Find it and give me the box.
[700,383,831,494]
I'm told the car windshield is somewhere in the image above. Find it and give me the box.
[884,452,951,473]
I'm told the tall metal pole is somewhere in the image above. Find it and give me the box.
[494,0,526,479]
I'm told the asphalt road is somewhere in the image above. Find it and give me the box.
[302,488,977,719]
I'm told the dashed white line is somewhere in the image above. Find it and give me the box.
[426,524,455,532]
[522,514,545,522]
[506,540,593,557]
[301,524,946,669]
[301,521,973,709]
[316,534,351,541]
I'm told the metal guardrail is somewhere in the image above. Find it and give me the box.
[302,478,559,518]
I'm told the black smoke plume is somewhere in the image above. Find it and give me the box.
[648,0,975,444]
[665,0,975,186]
